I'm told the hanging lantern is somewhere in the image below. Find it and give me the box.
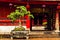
[26,3,30,10]
[42,5,46,7]
[9,3,13,6]
[57,6,60,9]
[9,3,13,9]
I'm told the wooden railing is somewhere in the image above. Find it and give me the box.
[0,19,26,26]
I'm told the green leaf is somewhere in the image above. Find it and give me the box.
[15,10,19,12]
[20,6,27,11]
[14,5,17,7]
[16,6,20,9]
[27,11,30,14]
[20,12,24,16]
[7,6,34,22]
[29,14,34,18]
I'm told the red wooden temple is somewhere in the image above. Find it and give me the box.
[0,0,60,31]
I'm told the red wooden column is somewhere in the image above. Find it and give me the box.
[26,2,30,29]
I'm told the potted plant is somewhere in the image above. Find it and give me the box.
[7,5,34,39]
[7,5,34,30]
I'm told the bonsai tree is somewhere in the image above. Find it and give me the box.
[7,5,34,31]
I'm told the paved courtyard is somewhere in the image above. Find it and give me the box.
[0,31,60,40]
[0,38,60,40]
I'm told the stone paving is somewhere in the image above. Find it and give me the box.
[29,31,60,38]
[0,31,60,38]
[0,38,60,40]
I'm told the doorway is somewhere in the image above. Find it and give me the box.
[30,6,56,31]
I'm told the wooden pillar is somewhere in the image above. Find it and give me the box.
[26,2,30,30]
[55,6,60,32]
[55,11,59,32]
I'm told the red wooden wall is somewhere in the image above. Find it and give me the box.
[0,1,59,29]
[0,2,29,29]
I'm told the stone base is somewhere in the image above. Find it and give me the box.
[54,30,60,32]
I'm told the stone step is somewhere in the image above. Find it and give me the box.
[29,31,60,38]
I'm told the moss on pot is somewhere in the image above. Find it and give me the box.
[14,27,25,31]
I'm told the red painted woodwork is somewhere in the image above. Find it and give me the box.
[0,20,18,23]
[0,1,58,29]
[0,0,27,4]
[0,0,25,1]
[57,6,60,9]
[30,1,57,5]
[30,0,57,1]
[26,3,30,28]
[0,19,27,26]
[0,0,9,2]
[24,15,30,28]
[0,0,57,5]
[26,19,30,28]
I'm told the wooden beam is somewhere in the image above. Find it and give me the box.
[30,1,57,5]
[0,0,57,5]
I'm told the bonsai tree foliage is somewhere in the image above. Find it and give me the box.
[7,5,34,31]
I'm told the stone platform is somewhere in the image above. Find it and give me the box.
[29,31,60,38]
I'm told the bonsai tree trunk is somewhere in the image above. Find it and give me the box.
[19,16,22,27]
